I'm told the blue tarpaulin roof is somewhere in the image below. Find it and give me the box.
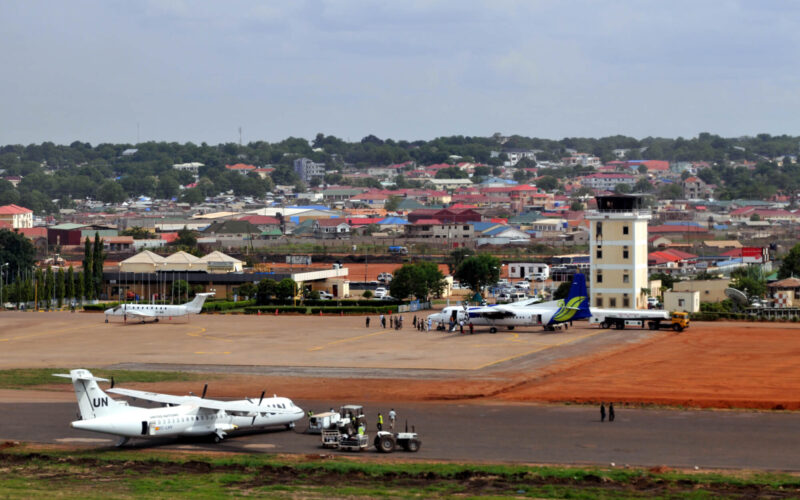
[378,217,409,225]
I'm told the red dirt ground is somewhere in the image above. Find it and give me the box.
[102,321,800,411]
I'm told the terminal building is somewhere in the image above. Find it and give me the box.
[585,194,651,309]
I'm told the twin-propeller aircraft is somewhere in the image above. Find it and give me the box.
[428,273,591,333]
[104,293,214,323]
[54,369,304,446]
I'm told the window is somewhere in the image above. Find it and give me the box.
[623,273,629,283]
[609,297,617,307]
[596,272,603,283]
[463,225,469,230]
[596,249,602,259]
[595,297,603,307]
[623,294,629,307]
[623,247,629,259]
[678,299,685,307]
[623,225,629,235]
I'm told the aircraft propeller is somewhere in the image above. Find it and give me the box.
[201,384,208,398]
[251,391,266,424]
[110,376,115,389]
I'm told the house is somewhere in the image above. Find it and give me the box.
[293,158,325,182]
[172,162,204,175]
[477,226,530,246]
[579,173,636,191]
[0,204,33,228]
[404,220,474,240]
[407,207,482,224]
[104,236,135,252]
[682,176,713,199]
[202,220,261,239]
[225,163,256,175]
[197,251,244,273]
[236,215,281,232]
[313,219,351,238]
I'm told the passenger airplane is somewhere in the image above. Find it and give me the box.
[54,369,304,446]
[104,293,214,323]
[428,273,591,333]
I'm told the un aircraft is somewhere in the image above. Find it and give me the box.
[54,369,304,446]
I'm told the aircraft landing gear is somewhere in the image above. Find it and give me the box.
[154,318,159,323]
[115,436,129,447]
[506,326,515,330]
[489,327,497,334]
[105,318,108,323]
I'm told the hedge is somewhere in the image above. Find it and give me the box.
[202,299,255,312]
[256,298,404,307]
[244,306,310,315]
[83,302,118,311]
[243,305,398,315]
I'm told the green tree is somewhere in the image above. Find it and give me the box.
[96,180,127,203]
[553,281,572,300]
[536,175,558,191]
[238,282,257,300]
[56,268,65,308]
[74,271,83,305]
[633,177,654,193]
[0,229,36,278]
[649,272,676,290]
[121,226,154,239]
[171,279,189,302]
[175,226,197,248]
[657,183,683,200]
[730,266,766,298]
[66,265,75,302]
[569,200,583,211]
[92,233,104,299]
[454,254,501,294]
[275,278,297,300]
[256,278,277,305]
[384,195,402,212]
[614,182,632,194]
[35,268,44,309]
[82,237,94,300]
[44,266,54,309]
[447,247,475,274]
[778,243,800,279]
[389,262,445,300]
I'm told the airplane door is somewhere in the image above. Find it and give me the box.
[141,421,149,435]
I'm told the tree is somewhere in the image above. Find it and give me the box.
[649,272,676,290]
[35,268,44,309]
[536,175,558,192]
[447,247,475,274]
[238,282,256,300]
[44,266,54,309]
[778,243,800,279]
[56,268,65,308]
[633,177,654,193]
[731,266,766,298]
[82,237,94,300]
[175,226,197,248]
[389,262,445,300]
[96,180,126,203]
[74,271,83,305]
[384,195,402,212]
[553,281,572,300]
[256,278,277,304]
[121,226,154,239]
[275,278,297,300]
[614,182,632,194]
[171,279,189,302]
[454,254,501,294]
[92,233,104,299]
[657,183,683,200]
[66,265,75,302]
[362,290,373,299]
[637,164,648,175]
[569,200,584,211]
[0,229,36,278]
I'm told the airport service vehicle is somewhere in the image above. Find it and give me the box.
[427,273,590,333]
[307,411,341,434]
[590,309,690,332]
[54,369,304,446]
[374,428,421,453]
[104,293,214,323]
[388,246,408,255]
[321,405,369,451]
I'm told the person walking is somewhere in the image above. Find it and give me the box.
[377,412,384,431]
[413,315,417,328]
[609,402,615,422]
[427,317,432,332]
[366,316,370,328]
[600,403,606,422]
[469,322,474,335]
[380,314,385,328]
[389,408,396,430]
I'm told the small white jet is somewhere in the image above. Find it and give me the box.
[54,369,304,446]
[104,292,214,323]
[428,273,591,333]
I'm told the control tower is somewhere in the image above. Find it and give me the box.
[585,195,652,309]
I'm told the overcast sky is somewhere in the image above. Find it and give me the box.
[1,0,799,145]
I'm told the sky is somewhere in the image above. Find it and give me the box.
[2,0,800,145]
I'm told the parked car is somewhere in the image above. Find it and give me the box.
[374,287,388,299]
[514,281,530,290]
[318,291,333,300]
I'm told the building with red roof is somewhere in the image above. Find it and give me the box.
[224,163,256,175]
[0,204,33,228]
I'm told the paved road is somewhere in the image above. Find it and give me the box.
[4,400,800,470]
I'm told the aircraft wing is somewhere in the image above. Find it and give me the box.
[122,309,156,319]
[107,388,260,413]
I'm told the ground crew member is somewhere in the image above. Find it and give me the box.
[380,314,385,328]
[469,322,474,335]
[358,424,365,435]
[600,403,606,422]
[609,402,615,422]
[389,408,396,430]
[377,412,384,431]
[366,316,370,328]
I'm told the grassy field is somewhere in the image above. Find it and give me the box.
[0,368,210,389]
[1,446,798,499]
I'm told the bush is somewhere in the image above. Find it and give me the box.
[362,290,373,299]
[244,306,309,315]
[82,302,118,311]
[202,299,255,312]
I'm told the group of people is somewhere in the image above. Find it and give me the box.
[600,402,616,422]
[368,315,435,332]
[376,409,397,431]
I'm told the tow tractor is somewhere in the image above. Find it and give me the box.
[321,405,369,451]
[374,422,421,453]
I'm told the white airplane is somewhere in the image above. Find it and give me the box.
[428,273,591,333]
[54,369,304,446]
[104,292,214,323]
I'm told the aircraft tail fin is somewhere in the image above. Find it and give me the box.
[185,292,214,314]
[552,273,592,323]
[53,369,125,420]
